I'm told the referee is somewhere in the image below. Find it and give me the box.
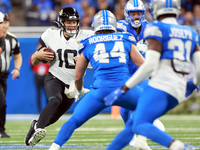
[0,13,22,138]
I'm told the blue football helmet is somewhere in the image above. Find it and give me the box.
[91,10,117,33]
[150,0,181,20]
[124,0,145,28]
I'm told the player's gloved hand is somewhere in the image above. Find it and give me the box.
[185,80,200,98]
[64,80,77,99]
[136,43,148,54]
[104,88,125,106]
[75,88,90,102]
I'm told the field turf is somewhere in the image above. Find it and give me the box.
[0,114,200,150]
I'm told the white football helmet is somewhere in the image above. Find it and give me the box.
[150,0,181,20]
[91,10,117,33]
[124,0,145,28]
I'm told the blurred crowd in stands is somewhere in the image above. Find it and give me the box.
[1,0,200,34]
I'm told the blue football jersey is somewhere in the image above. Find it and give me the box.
[79,32,137,88]
[117,19,149,43]
[144,20,199,74]
[117,20,148,76]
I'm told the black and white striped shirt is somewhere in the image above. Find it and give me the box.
[0,31,20,73]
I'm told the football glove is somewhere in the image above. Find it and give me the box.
[185,80,200,98]
[64,80,77,99]
[104,88,125,106]
[75,88,90,102]
[136,43,148,54]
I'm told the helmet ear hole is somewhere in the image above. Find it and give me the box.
[57,7,81,37]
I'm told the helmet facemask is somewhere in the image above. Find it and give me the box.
[124,0,145,28]
[57,7,81,37]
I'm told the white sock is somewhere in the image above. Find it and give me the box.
[169,140,184,150]
[49,143,60,150]
[34,122,38,130]
[153,119,165,131]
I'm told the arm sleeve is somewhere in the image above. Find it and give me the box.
[192,51,200,85]
[125,50,161,89]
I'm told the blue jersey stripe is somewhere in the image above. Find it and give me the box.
[102,10,109,25]
[166,0,169,7]
[170,0,172,7]
[136,0,138,6]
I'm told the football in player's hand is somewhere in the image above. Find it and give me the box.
[44,48,54,55]
[40,48,54,64]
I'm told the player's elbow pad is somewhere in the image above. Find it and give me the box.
[192,51,200,85]
[0,36,5,52]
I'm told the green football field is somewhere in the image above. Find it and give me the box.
[0,114,200,150]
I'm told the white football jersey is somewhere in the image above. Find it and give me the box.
[40,28,94,85]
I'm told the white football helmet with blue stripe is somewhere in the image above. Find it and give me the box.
[124,0,145,28]
[91,10,117,33]
[150,0,181,20]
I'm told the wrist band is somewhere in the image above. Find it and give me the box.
[15,68,20,71]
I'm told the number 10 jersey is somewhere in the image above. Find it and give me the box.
[39,28,94,85]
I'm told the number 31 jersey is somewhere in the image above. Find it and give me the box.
[144,18,199,102]
[39,28,94,85]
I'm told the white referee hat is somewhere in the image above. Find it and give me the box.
[0,12,4,23]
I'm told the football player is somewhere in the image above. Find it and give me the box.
[48,10,146,150]
[117,0,164,149]
[25,7,93,147]
[105,0,200,149]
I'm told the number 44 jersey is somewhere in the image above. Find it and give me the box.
[144,18,199,102]
[78,32,137,88]
[39,28,94,85]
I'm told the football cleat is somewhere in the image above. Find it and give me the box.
[129,134,137,146]
[0,130,10,138]
[25,119,37,146]
[133,138,152,150]
[28,128,47,147]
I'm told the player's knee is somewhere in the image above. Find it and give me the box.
[132,120,144,134]
[68,117,82,128]
[120,107,131,114]
[48,93,62,105]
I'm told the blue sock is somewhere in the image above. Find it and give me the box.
[54,117,79,146]
[120,108,132,124]
[106,119,133,150]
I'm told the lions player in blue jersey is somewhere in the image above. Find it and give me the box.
[48,10,146,150]
[104,0,200,150]
[117,1,165,149]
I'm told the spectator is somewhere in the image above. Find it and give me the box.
[81,6,96,28]
[183,11,199,33]
[0,0,12,15]
[193,4,200,33]
[177,7,186,25]
[114,0,127,21]
[181,0,193,12]
[30,43,50,113]
[95,0,114,13]
[26,0,57,26]
[61,0,84,17]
